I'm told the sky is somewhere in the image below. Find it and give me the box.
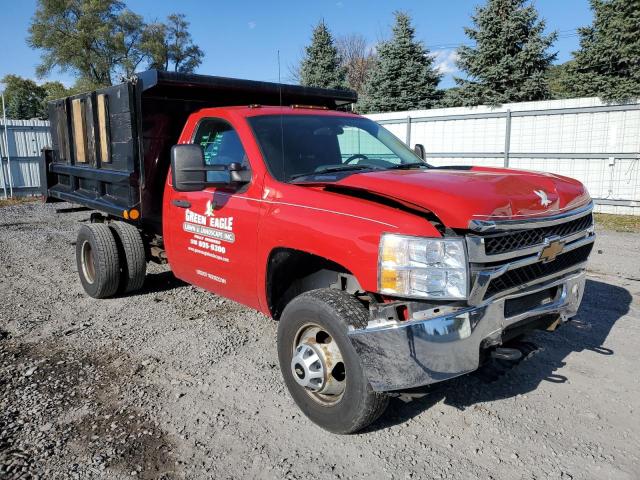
[0,0,594,89]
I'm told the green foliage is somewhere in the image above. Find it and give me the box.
[562,0,640,102]
[546,62,575,99]
[28,0,143,87]
[299,21,347,90]
[42,81,70,103]
[141,14,203,73]
[359,12,442,113]
[28,1,204,88]
[453,0,557,106]
[1,75,47,119]
[437,87,463,108]
[1,75,72,119]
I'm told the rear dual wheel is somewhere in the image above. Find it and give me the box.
[76,222,146,298]
[277,289,388,434]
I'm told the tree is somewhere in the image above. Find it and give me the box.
[141,14,204,73]
[1,75,47,119]
[299,21,348,90]
[0,75,72,119]
[359,12,442,113]
[42,81,71,103]
[28,1,204,88]
[546,62,574,99]
[336,34,376,95]
[453,0,557,106]
[28,0,146,87]
[562,0,640,102]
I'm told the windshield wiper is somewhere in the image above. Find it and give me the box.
[290,164,375,181]
[388,163,430,170]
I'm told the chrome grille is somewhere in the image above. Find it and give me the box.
[483,243,593,299]
[483,213,593,256]
[466,203,595,306]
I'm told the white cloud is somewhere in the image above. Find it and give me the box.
[431,49,460,75]
[248,21,257,29]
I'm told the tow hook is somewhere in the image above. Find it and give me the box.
[475,340,540,383]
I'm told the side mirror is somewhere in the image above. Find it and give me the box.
[171,145,207,192]
[413,143,426,160]
[171,145,251,192]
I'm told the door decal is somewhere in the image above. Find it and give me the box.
[183,198,236,263]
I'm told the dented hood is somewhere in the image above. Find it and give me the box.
[332,166,591,229]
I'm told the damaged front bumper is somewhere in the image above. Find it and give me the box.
[349,271,586,392]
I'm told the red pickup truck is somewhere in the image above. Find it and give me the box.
[41,70,595,433]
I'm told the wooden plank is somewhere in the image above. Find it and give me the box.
[71,99,86,163]
[97,94,110,163]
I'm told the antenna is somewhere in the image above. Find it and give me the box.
[278,50,286,181]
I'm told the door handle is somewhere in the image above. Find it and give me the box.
[172,199,191,208]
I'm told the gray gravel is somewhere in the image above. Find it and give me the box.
[1,201,639,480]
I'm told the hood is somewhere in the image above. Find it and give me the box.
[331,166,590,229]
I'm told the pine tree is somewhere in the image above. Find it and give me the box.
[562,0,640,102]
[299,21,347,90]
[453,0,557,106]
[359,12,442,113]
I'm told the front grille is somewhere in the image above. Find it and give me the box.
[484,243,593,299]
[483,213,593,255]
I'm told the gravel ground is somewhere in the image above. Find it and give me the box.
[1,201,639,480]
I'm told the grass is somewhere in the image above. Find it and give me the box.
[594,213,640,233]
[0,196,40,208]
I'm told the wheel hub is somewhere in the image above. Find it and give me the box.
[290,325,346,399]
[291,343,324,390]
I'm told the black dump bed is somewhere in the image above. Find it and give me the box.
[41,69,356,231]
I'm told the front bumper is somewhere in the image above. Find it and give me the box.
[349,270,586,392]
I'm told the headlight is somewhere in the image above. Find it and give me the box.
[378,234,468,300]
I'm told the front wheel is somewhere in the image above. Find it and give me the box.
[277,289,388,434]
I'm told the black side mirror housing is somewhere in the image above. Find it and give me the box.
[171,145,207,192]
[413,143,426,160]
[171,145,251,192]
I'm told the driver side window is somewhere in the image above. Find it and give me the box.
[193,119,248,182]
[338,126,401,165]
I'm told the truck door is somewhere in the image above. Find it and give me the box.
[164,117,263,309]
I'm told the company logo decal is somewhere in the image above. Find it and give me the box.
[184,207,235,244]
[534,189,552,207]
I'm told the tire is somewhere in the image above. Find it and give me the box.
[76,224,121,299]
[277,289,389,434]
[109,221,146,293]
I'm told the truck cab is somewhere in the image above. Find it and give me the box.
[41,70,595,433]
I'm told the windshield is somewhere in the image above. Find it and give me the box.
[247,114,428,182]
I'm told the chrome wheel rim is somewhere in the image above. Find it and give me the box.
[81,240,96,284]
[291,324,346,405]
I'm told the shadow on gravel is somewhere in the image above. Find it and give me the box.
[368,279,632,432]
[132,271,187,296]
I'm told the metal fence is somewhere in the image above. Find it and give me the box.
[0,119,51,198]
[367,97,640,216]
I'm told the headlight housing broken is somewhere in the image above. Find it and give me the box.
[378,234,468,300]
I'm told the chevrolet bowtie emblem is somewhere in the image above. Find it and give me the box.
[534,189,552,207]
[539,239,564,263]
